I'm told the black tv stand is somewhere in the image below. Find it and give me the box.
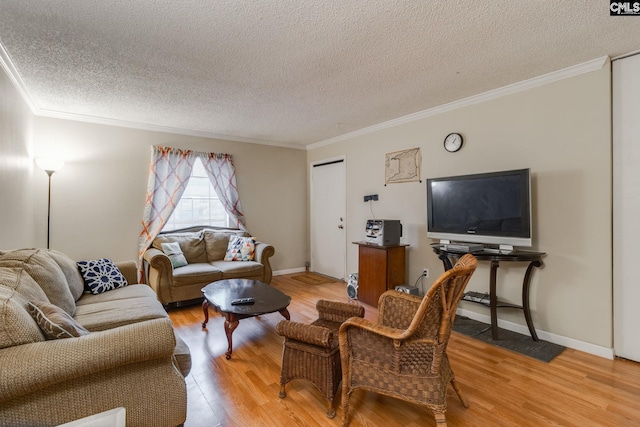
[431,243,546,341]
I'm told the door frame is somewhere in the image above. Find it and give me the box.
[310,155,347,280]
[613,53,640,362]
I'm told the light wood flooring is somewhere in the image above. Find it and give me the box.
[167,273,640,427]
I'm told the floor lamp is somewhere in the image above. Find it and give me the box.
[36,158,65,249]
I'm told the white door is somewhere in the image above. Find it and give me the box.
[613,53,640,362]
[310,158,346,280]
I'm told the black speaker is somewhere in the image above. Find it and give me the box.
[347,273,358,299]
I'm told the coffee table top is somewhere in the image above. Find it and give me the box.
[201,279,291,317]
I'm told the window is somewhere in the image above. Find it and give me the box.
[162,158,229,230]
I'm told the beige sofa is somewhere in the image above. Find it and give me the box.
[0,248,190,427]
[143,226,275,306]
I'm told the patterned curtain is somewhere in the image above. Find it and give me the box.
[198,152,247,231]
[137,146,196,281]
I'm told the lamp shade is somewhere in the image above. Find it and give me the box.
[35,158,65,172]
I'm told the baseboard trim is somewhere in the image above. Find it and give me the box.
[273,267,306,276]
[456,308,614,360]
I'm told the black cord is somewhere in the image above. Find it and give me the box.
[414,274,428,296]
[414,275,422,287]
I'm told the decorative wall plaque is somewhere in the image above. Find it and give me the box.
[385,148,421,184]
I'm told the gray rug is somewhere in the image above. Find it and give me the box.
[453,316,565,363]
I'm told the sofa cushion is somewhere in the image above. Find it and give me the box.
[0,286,45,349]
[77,258,129,295]
[203,229,250,261]
[210,260,264,280]
[0,267,49,305]
[75,283,158,306]
[74,296,169,332]
[46,249,85,301]
[0,249,76,316]
[172,263,222,287]
[27,301,90,339]
[153,231,208,264]
[161,242,188,268]
[223,236,256,261]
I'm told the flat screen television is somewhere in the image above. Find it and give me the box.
[426,168,532,248]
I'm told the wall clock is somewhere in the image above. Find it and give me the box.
[444,133,463,152]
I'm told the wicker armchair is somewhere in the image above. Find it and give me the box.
[276,300,365,418]
[339,254,478,427]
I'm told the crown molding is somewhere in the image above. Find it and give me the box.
[612,49,640,61]
[0,40,305,150]
[1,37,607,152]
[36,108,307,150]
[308,56,610,151]
[0,41,40,113]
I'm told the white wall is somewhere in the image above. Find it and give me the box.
[0,65,36,249]
[308,64,612,350]
[31,117,308,271]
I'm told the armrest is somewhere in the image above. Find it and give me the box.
[276,320,333,348]
[254,241,275,284]
[316,300,365,323]
[338,316,436,351]
[115,260,138,284]
[0,318,176,402]
[143,247,171,270]
[339,317,405,341]
[143,248,173,302]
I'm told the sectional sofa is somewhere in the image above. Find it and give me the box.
[0,248,190,427]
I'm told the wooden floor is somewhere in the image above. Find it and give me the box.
[168,273,640,427]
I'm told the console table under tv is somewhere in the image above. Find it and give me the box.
[431,244,545,341]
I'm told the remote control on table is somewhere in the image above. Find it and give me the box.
[231,297,255,305]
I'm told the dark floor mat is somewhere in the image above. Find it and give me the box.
[453,316,565,362]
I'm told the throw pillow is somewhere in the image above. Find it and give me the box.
[160,242,188,268]
[27,301,89,339]
[76,258,128,294]
[223,235,256,261]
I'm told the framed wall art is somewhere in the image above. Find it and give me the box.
[385,147,421,184]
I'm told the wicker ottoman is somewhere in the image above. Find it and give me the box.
[276,300,365,418]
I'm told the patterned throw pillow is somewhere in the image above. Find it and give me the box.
[27,301,89,339]
[161,242,188,268]
[223,236,256,261]
[76,258,128,294]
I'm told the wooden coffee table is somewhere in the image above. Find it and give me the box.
[201,279,291,359]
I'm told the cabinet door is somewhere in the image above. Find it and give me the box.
[358,245,387,306]
[386,246,406,289]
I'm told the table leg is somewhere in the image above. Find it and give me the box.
[279,307,291,321]
[490,260,499,340]
[224,316,239,360]
[522,260,542,341]
[438,253,454,271]
[202,300,210,328]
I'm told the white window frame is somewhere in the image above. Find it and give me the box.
[162,158,230,231]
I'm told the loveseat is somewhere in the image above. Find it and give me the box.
[143,226,275,306]
[0,248,190,427]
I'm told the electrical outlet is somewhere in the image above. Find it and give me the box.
[422,268,429,278]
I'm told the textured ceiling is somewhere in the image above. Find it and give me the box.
[1,1,640,148]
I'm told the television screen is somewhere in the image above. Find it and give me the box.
[426,169,531,248]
